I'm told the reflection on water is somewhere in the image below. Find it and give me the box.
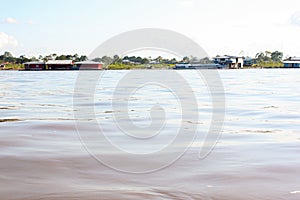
[0,69,300,199]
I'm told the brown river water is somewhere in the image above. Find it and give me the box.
[0,69,299,199]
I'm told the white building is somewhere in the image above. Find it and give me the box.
[284,57,300,68]
[214,55,244,69]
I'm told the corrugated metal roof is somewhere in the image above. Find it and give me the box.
[214,55,243,59]
[214,56,230,59]
[75,61,103,64]
[46,60,73,65]
[284,60,300,64]
[24,61,45,65]
[288,57,300,61]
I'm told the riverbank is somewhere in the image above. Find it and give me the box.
[251,61,284,68]
[0,63,174,71]
[0,64,289,71]
[0,64,24,70]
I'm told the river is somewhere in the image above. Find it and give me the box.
[0,69,299,199]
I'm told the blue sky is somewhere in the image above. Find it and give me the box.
[1,0,300,58]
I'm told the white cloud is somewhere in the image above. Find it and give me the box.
[26,20,35,25]
[290,12,300,26]
[2,17,36,25]
[159,0,300,57]
[3,17,18,24]
[178,0,195,8]
[0,32,18,49]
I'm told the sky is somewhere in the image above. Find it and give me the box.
[1,0,300,58]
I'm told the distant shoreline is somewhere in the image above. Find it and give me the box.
[0,66,292,71]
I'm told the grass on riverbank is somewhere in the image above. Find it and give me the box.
[0,63,173,70]
[0,62,285,70]
[251,61,284,68]
[0,64,24,70]
[106,63,173,70]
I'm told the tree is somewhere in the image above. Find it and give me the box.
[265,51,272,59]
[92,57,102,62]
[16,55,31,64]
[170,58,177,64]
[3,51,13,58]
[101,56,113,65]
[65,55,73,60]
[271,51,283,62]
[123,56,129,61]
[78,55,88,62]
[141,58,149,64]
[182,56,190,63]
[255,52,266,63]
[113,55,121,64]
[73,54,79,61]
[135,56,143,64]
[55,55,67,60]
[255,50,283,63]
[30,56,38,61]
[155,56,163,63]
[44,55,53,62]
[2,51,15,63]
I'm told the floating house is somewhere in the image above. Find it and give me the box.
[283,57,300,68]
[46,60,74,70]
[214,55,244,69]
[24,61,46,71]
[23,60,103,71]
[75,61,103,70]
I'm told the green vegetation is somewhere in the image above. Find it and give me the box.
[0,51,88,64]
[252,62,284,68]
[253,51,284,68]
[0,63,24,70]
[93,55,179,70]
[106,63,172,70]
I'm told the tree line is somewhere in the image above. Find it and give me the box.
[0,50,286,65]
[92,55,185,65]
[255,51,283,63]
[0,52,88,64]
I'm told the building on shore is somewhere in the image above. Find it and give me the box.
[122,59,141,65]
[213,55,244,69]
[23,60,103,70]
[24,61,46,71]
[46,60,74,70]
[283,57,300,68]
[149,60,160,64]
[75,61,103,70]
